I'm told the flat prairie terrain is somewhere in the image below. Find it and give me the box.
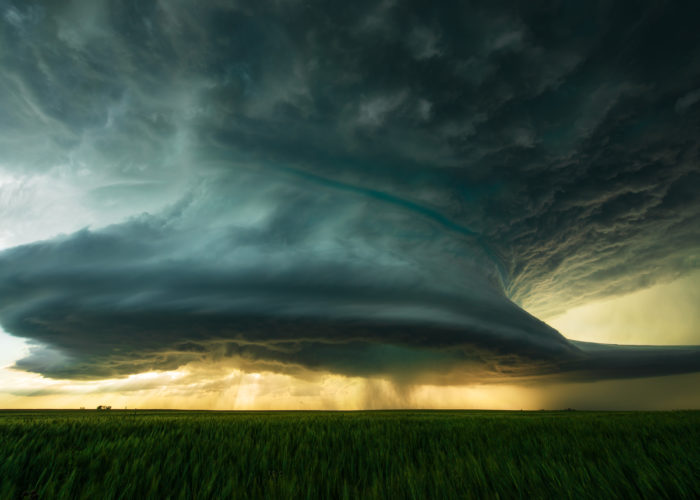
[0,410,698,499]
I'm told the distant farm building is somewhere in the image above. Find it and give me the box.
[96,405,112,410]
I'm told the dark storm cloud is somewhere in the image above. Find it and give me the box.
[1,0,699,379]
[1,178,698,381]
[0,174,563,378]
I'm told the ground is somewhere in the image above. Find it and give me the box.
[1,410,698,499]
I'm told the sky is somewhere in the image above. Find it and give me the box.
[0,0,699,410]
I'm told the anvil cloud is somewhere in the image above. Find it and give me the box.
[0,0,699,402]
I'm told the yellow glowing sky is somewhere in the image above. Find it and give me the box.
[547,270,700,346]
[2,360,699,411]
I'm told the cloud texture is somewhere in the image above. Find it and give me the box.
[0,0,699,383]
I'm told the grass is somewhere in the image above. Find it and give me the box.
[0,410,698,499]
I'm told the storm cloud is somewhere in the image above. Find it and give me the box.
[1,0,699,383]
[2,175,698,382]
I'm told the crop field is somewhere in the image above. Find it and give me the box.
[0,410,698,499]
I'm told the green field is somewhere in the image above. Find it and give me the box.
[0,410,698,499]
